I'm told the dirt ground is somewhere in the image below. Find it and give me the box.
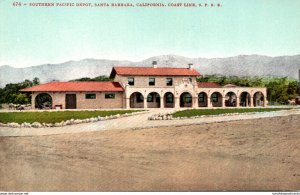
[1,115,300,191]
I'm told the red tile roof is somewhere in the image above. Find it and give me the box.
[20,82,124,92]
[111,67,201,77]
[197,82,221,88]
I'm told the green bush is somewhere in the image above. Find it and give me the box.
[0,77,40,105]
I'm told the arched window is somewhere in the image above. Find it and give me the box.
[166,93,174,103]
[147,93,154,102]
[198,93,205,103]
[212,93,218,102]
[184,93,192,103]
[136,93,143,103]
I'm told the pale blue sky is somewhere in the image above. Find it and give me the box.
[0,0,300,67]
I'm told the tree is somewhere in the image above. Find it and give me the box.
[14,93,30,104]
[296,81,300,95]
[33,77,40,85]
[0,78,40,104]
[70,75,111,82]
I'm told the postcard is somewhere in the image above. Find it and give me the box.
[0,0,300,192]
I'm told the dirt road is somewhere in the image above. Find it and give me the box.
[1,108,299,137]
[1,115,300,191]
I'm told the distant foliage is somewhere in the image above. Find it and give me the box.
[197,75,300,105]
[70,75,111,82]
[0,77,40,104]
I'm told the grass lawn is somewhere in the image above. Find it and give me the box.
[172,108,292,118]
[0,110,142,124]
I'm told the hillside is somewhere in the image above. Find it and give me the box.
[0,54,299,87]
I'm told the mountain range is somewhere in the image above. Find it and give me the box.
[0,54,300,87]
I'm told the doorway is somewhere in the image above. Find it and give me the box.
[66,94,77,109]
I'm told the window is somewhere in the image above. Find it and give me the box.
[136,93,144,103]
[189,77,193,83]
[198,93,205,103]
[105,93,115,99]
[85,94,96,99]
[184,94,192,103]
[166,93,174,103]
[149,78,155,86]
[166,78,173,86]
[128,77,134,86]
[147,93,153,102]
[212,93,219,102]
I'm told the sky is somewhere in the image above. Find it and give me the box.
[0,0,300,67]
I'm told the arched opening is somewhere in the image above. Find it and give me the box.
[180,92,193,107]
[147,92,160,108]
[225,92,237,107]
[211,92,222,107]
[253,91,264,107]
[198,92,208,107]
[164,92,174,108]
[240,92,251,107]
[130,92,144,108]
[35,93,52,109]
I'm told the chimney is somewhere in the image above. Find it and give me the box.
[188,63,194,69]
[152,61,157,68]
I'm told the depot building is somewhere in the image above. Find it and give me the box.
[21,62,267,109]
